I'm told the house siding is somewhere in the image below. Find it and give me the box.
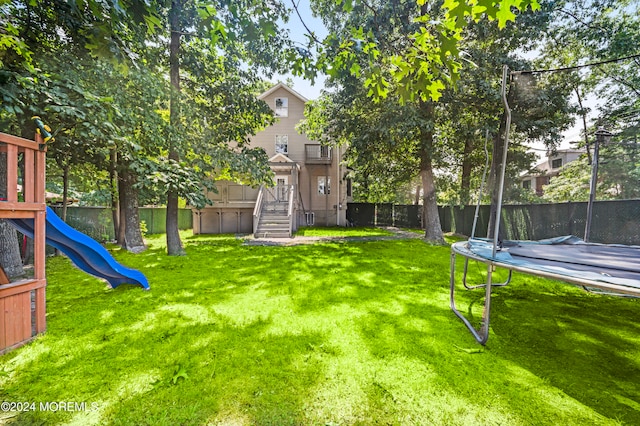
[520,149,585,196]
[193,83,350,234]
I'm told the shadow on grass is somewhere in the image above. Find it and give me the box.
[2,268,326,424]
[450,257,640,423]
[1,235,638,425]
[489,282,640,424]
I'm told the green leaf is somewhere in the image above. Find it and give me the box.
[172,365,189,385]
[349,62,361,77]
[143,13,163,34]
[495,3,517,28]
[426,80,446,101]
[338,0,354,13]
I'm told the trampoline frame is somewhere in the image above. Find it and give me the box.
[449,240,640,344]
[450,65,640,344]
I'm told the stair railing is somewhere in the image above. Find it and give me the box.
[287,185,295,237]
[253,185,264,237]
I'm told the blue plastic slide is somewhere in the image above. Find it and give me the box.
[9,207,149,289]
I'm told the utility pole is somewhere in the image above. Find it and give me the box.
[584,127,612,242]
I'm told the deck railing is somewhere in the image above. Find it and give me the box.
[305,144,332,164]
[261,184,292,204]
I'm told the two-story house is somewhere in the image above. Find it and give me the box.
[520,148,585,196]
[192,83,351,237]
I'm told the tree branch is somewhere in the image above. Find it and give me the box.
[556,8,610,35]
[290,0,324,45]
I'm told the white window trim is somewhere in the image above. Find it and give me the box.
[275,134,288,154]
[318,176,331,195]
[275,97,288,117]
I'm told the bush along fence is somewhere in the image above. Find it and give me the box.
[346,200,640,245]
[49,206,193,242]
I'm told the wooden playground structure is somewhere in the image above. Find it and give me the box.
[0,130,47,354]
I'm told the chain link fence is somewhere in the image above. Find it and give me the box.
[49,207,193,242]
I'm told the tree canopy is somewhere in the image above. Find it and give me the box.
[5,0,637,255]
[301,0,572,244]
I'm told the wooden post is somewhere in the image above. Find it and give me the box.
[6,144,18,202]
[34,134,47,335]
[0,265,9,285]
[23,149,34,203]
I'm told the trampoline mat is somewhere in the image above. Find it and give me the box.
[505,240,640,281]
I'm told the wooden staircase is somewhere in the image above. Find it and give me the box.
[255,201,291,238]
[253,184,294,238]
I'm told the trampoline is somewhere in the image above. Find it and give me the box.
[450,236,640,343]
[450,66,640,344]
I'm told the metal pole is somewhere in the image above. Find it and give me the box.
[584,137,599,242]
[584,128,612,242]
[336,146,340,226]
[493,65,512,258]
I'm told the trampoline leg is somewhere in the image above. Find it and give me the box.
[450,251,493,345]
[463,258,512,289]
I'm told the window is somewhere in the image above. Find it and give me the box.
[275,97,288,117]
[551,158,563,169]
[522,180,531,190]
[346,178,352,197]
[275,135,288,154]
[318,176,331,195]
[305,212,315,226]
[276,177,288,201]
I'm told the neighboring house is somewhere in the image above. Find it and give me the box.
[192,83,351,237]
[520,149,585,196]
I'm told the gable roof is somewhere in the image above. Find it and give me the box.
[258,82,309,103]
[268,153,295,163]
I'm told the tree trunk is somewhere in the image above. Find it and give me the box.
[487,109,511,239]
[119,168,146,253]
[62,163,69,221]
[418,100,444,244]
[166,0,185,255]
[0,221,23,277]
[575,86,592,164]
[116,164,126,246]
[0,152,24,278]
[460,136,474,206]
[420,164,444,243]
[109,148,120,240]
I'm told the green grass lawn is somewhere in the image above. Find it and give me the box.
[1,229,639,425]
[294,226,394,237]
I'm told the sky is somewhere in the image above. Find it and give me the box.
[273,3,593,156]
[270,2,328,100]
